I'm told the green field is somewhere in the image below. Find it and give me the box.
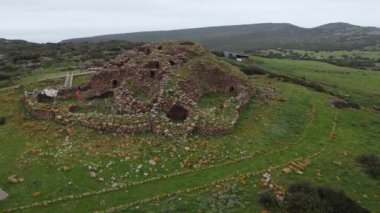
[257,49,380,60]
[0,58,379,212]
[251,56,380,106]
[254,49,380,71]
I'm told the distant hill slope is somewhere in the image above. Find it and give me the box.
[0,38,141,84]
[62,23,380,51]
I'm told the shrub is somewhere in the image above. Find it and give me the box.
[285,182,329,213]
[356,154,380,179]
[285,182,370,213]
[258,189,280,208]
[0,73,10,81]
[240,66,268,75]
[317,187,370,213]
[332,100,360,109]
[0,116,5,125]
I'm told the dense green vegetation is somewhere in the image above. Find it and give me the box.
[62,22,380,51]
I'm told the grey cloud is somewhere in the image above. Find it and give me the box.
[0,0,379,43]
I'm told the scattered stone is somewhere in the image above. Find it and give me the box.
[148,159,156,165]
[89,172,97,178]
[282,167,292,174]
[32,192,41,197]
[0,189,9,201]
[7,175,19,184]
[374,106,380,113]
[18,177,24,183]
[62,166,70,171]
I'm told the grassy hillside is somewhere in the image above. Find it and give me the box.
[0,39,143,88]
[62,23,380,51]
[0,54,379,211]
[252,49,380,71]
[244,57,380,106]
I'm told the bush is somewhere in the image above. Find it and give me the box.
[356,154,380,179]
[332,100,360,109]
[240,66,268,75]
[317,187,369,213]
[285,182,370,213]
[0,116,5,125]
[286,182,329,213]
[258,189,280,208]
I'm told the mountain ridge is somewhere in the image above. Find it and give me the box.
[61,22,380,51]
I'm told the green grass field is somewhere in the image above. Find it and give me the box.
[254,49,380,71]
[252,56,380,106]
[257,49,380,61]
[0,60,379,212]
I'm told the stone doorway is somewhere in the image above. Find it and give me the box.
[166,105,188,121]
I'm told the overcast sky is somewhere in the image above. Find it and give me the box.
[1,0,379,43]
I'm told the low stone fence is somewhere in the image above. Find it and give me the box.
[23,85,254,136]
[67,112,151,133]
[196,124,234,135]
[24,99,56,120]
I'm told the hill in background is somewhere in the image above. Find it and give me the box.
[0,39,142,85]
[62,23,380,51]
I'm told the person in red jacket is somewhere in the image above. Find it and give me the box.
[75,89,83,101]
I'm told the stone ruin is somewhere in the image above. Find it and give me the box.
[24,41,254,136]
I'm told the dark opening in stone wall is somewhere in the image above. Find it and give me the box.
[138,46,151,55]
[69,105,80,113]
[150,70,155,78]
[144,61,160,69]
[166,105,188,121]
[112,80,118,88]
[37,93,53,103]
[87,91,114,100]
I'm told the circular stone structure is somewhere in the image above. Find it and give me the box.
[24,41,254,136]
